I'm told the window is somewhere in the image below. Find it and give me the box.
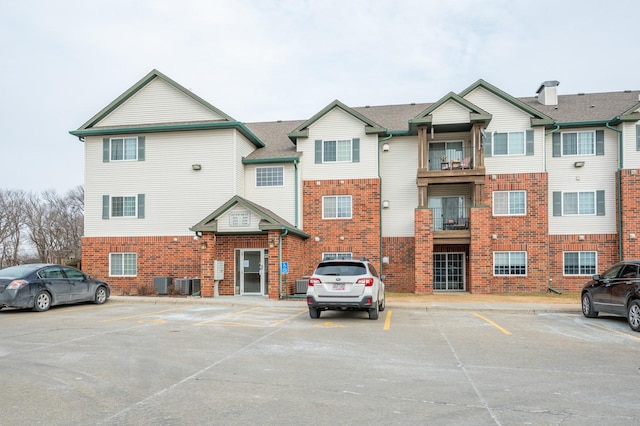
[493,191,526,215]
[562,192,595,215]
[111,137,138,161]
[564,252,597,276]
[322,252,352,261]
[562,131,595,156]
[110,253,137,276]
[323,195,352,219]
[494,251,527,276]
[229,212,250,227]
[323,139,352,162]
[256,166,284,187]
[493,131,525,156]
[111,196,137,217]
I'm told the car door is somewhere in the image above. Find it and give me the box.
[609,264,639,315]
[590,263,625,313]
[62,266,91,301]
[38,266,73,302]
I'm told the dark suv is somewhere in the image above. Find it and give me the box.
[306,258,385,320]
[581,260,640,331]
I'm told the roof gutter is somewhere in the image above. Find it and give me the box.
[606,118,624,260]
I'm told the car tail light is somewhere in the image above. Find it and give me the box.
[357,278,374,287]
[7,280,28,290]
[308,278,321,287]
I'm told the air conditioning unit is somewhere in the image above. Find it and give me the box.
[153,277,172,295]
[296,279,308,294]
[174,279,191,295]
[191,278,201,294]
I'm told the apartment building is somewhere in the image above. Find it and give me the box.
[70,70,640,298]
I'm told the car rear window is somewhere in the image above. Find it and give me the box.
[315,262,367,276]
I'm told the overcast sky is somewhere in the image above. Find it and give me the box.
[1,0,639,194]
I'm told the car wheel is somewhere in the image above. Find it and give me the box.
[379,293,385,312]
[368,302,379,320]
[627,300,640,332]
[33,291,52,312]
[581,293,598,318]
[94,286,108,304]
[309,307,321,319]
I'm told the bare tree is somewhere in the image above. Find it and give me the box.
[0,189,27,267]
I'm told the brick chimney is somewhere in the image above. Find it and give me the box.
[536,80,560,106]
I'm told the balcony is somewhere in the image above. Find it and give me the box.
[430,207,471,244]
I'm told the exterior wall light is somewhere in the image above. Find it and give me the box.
[382,143,390,152]
[574,161,585,168]
[192,164,202,171]
[382,200,390,208]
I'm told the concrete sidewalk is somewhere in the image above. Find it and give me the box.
[109,293,582,314]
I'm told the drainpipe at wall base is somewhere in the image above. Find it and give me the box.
[378,133,392,277]
[278,228,289,299]
[606,120,624,260]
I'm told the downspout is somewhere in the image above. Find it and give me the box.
[606,120,623,260]
[294,159,299,227]
[378,133,392,277]
[278,228,289,299]
[545,123,561,293]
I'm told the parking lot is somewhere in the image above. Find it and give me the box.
[2,297,640,425]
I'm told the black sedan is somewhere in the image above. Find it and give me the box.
[581,260,640,331]
[0,263,110,312]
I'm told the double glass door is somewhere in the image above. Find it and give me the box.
[433,253,465,291]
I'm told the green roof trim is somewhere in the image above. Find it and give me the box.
[414,91,492,124]
[191,195,309,238]
[69,121,265,148]
[242,157,300,164]
[287,99,386,143]
[73,69,236,131]
[458,79,554,127]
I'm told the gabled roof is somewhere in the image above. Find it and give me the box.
[287,99,386,143]
[190,195,309,238]
[69,69,265,148]
[459,79,555,127]
[409,92,492,132]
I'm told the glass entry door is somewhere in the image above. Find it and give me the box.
[433,252,465,291]
[239,249,264,295]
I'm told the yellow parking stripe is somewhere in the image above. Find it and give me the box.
[587,322,640,340]
[473,313,512,335]
[383,310,392,330]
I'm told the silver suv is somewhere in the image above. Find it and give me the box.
[306,258,385,320]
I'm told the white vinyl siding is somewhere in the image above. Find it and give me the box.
[463,87,543,174]
[548,127,617,235]
[431,100,471,125]
[380,136,419,237]
[218,207,262,233]
[302,107,378,180]
[85,129,242,237]
[244,163,296,226]
[97,78,224,127]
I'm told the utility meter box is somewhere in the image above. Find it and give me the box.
[214,260,224,280]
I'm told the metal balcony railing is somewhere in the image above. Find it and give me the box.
[430,207,470,231]
[429,147,474,171]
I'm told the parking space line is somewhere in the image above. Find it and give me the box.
[100,307,186,323]
[194,306,261,326]
[473,313,511,335]
[587,322,640,340]
[384,310,392,330]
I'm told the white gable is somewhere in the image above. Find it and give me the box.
[97,78,225,127]
[217,205,262,233]
[431,99,471,125]
[463,87,531,131]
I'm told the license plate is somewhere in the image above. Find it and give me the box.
[332,283,345,290]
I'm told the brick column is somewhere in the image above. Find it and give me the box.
[414,208,433,294]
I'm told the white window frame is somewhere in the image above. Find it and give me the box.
[561,131,595,156]
[229,211,251,227]
[111,196,137,218]
[493,191,526,216]
[255,166,284,187]
[110,137,138,161]
[109,252,137,277]
[562,191,596,216]
[493,251,527,276]
[563,251,597,276]
[323,139,352,163]
[322,195,352,219]
[492,131,525,156]
[322,252,353,261]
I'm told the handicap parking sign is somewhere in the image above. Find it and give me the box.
[281,262,289,274]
